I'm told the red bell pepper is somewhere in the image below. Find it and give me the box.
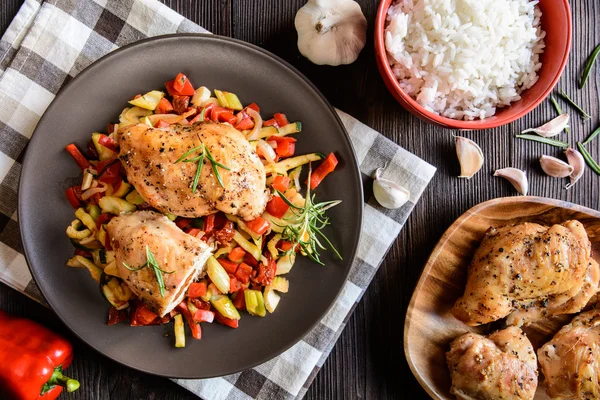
[204,214,216,234]
[218,258,239,275]
[155,97,174,114]
[211,107,237,124]
[65,144,90,170]
[165,74,195,96]
[107,307,128,326]
[65,187,81,209]
[263,118,277,127]
[186,228,202,237]
[97,159,121,184]
[279,240,298,252]
[176,301,202,340]
[232,289,246,310]
[245,102,260,113]
[155,119,170,128]
[234,116,254,131]
[308,152,338,189]
[97,134,118,152]
[234,262,253,284]
[187,281,207,298]
[189,298,211,311]
[0,310,80,399]
[96,213,113,229]
[266,196,289,219]
[175,217,190,229]
[228,247,246,263]
[245,216,270,235]
[273,113,289,127]
[74,248,91,258]
[229,276,243,293]
[242,252,259,268]
[193,309,215,323]
[269,136,297,158]
[272,175,290,192]
[214,312,239,329]
[130,301,158,326]
[173,73,187,93]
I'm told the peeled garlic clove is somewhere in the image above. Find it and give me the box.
[539,155,574,178]
[494,168,528,196]
[455,136,484,179]
[372,168,410,209]
[295,0,367,66]
[565,148,586,189]
[521,114,569,137]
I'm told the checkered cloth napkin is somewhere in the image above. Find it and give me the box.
[0,0,436,398]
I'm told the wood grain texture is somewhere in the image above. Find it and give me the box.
[0,0,599,399]
[405,197,600,400]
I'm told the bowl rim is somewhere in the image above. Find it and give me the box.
[374,0,573,130]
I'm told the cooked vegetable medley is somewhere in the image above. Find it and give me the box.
[64,73,341,346]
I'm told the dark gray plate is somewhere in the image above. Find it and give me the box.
[19,34,363,378]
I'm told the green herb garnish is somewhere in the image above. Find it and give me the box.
[560,90,591,119]
[122,245,174,297]
[581,44,600,89]
[275,165,342,265]
[577,142,600,175]
[516,134,569,148]
[549,96,570,134]
[174,135,230,192]
[583,125,600,145]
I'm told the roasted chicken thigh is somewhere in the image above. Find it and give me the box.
[452,221,595,326]
[117,122,269,220]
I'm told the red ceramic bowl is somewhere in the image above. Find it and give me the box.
[375,0,572,130]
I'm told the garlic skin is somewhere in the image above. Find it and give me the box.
[521,114,569,138]
[494,168,529,196]
[372,167,410,209]
[565,148,586,189]
[539,155,573,178]
[455,136,484,179]
[295,0,367,66]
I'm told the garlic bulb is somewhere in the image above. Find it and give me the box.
[295,0,367,66]
[372,167,410,209]
[455,136,484,179]
[494,168,528,196]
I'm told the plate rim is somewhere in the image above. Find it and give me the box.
[403,196,600,400]
[18,33,364,378]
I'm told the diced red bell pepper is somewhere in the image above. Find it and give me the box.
[193,309,215,323]
[242,252,259,268]
[272,175,290,192]
[218,258,239,275]
[229,276,243,293]
[268,136,297,158]
[74,248,92,258]
[263,118,277,127]
[130,301,159,326]
[235,116,254,130]
[96,213,114,229]
[234,262,253,284]
[202,103,216,121]
[186,228,202,237]
[308,152,338,190]
[165,73,195,96]
[176,301,202,339]
[245,216,270,235]
[214,312,239,329]
[266,196,289,219]
[132,94,142,99]
[245,102,260,113]
[253,257,277,286]
[108,307,128,326]
[211,107,237,125]
[175,217,190,229]
[155,97,174,114]
[187,281,207,298]
[155,119,170,128]
[173,73,187,93]
[273,113,289,127]
[232,289,246,310]
[188,112,203,124]
[204,214,216,234]
[65,143,91,170]
[228,247,246,263]
[97,134,118,152]
[65,187,81,209]
[97,159,121,184]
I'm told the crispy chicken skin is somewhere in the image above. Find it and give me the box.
[452,221,594,326]
[538,309,600,399]
[106,211,213,317]
[446,327,538,400]
[117,122,269,220]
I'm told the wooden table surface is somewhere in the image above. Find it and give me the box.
[1,1,599,399]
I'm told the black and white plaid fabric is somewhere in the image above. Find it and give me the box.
[0,1,436,398]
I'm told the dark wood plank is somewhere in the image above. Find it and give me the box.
[1,1,599,400]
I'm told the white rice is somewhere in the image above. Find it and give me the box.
[385,0,546,120]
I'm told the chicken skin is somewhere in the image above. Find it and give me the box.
[106,211,213,317]
[452,221,594,326]
[117,122,269,220]
[538,309,600,399]
[446,326,538,400]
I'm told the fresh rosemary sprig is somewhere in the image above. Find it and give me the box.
[122,245,174,297]
[577,142,600,175]
[581,44,600,89]
[174,135,230,192]
[275,166,342,265]
[559,90,591,119]
[583,125,600,145]
[515,134,569,148]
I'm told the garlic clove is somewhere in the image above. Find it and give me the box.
[295,0,367,66]
[565,148,586,189]
[455,136,484,179]
[372,167,410,209]
[494,168,529,196]
[521,114,569,137]
[539,155,574,178]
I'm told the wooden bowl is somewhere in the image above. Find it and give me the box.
[404,197,600,399]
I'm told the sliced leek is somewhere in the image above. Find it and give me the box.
[263,287,281,313]
[275,253,296,276]
[128,90,165,111]
[271,276,289,293]
[75,208,97,232]
[233,230,262,260]
[206,256,230,294]
[210,295,241,320]
[244,290,266,317]
[225,214,262,241]
[66,255,103,282]
[267,234,282,259]
[66,220,91,239]
[98,196,136,215]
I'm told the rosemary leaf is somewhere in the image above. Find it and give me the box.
[174,146,203,164]
[583,125,600,146]
[560,90,591,119]
[122,246,173,297]
[191,153,204,193]
[516,134,569,148]
[174,138,230,191]
[580,44,600,89]
[577,142,600,175]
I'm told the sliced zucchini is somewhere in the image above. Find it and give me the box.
[214,90,243,110]
[244,290,266,317]
[66,255,103,282]
[271,276,289,293]
[206,256,230,294]
[96,225,107,247]
[128,90,165,111]
[103,260,120,278]
[91,133,118,161]
[75,208,97,232]
[112,181,131,198]
[263,286,281,313]
[174,314,185,348]
[276,253,296,276]
[99,273,132,309]
[66,220,91,240]
[210,295,241,320]
[92,249,115,268]
[278,122,302,136]
[86,204,101,221]
[119,106,153,128]
[191,86,211,107]
[256,126,278,139]
[288,165,303,190]
[125,189,145,205]
[233,230,261,261]
[267,234,282,259]
[98,196,136,215]
[265,153,323,175]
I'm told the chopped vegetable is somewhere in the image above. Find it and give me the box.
[263,286,281,313]
[174,314,185,348]
[308,152,338,189]
[206,256,231,294]
[66,255,103,282]
[217,257,239,275]
[228,246,246,263]
[191,86,211,107]
[187,281,207,298]
[266,196,290,219]
[65,144,91,170]
[98,196,136,215]
[244,290,267,317]
[65,187,81,209]
[128,90,165,110]
[245,216,270,235]
[214,89,243,110]
[233,230,262,260]
[210,295,241,320]
[234,262,253,284]
[271,276,289,293]
[272,176,291,192]
[155,97,174,114]
[165,74,195,96]
[214,312,239,328]
[265,153,323,175]
[274,113,289,127]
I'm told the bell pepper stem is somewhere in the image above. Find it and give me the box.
[47,366,80,393]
